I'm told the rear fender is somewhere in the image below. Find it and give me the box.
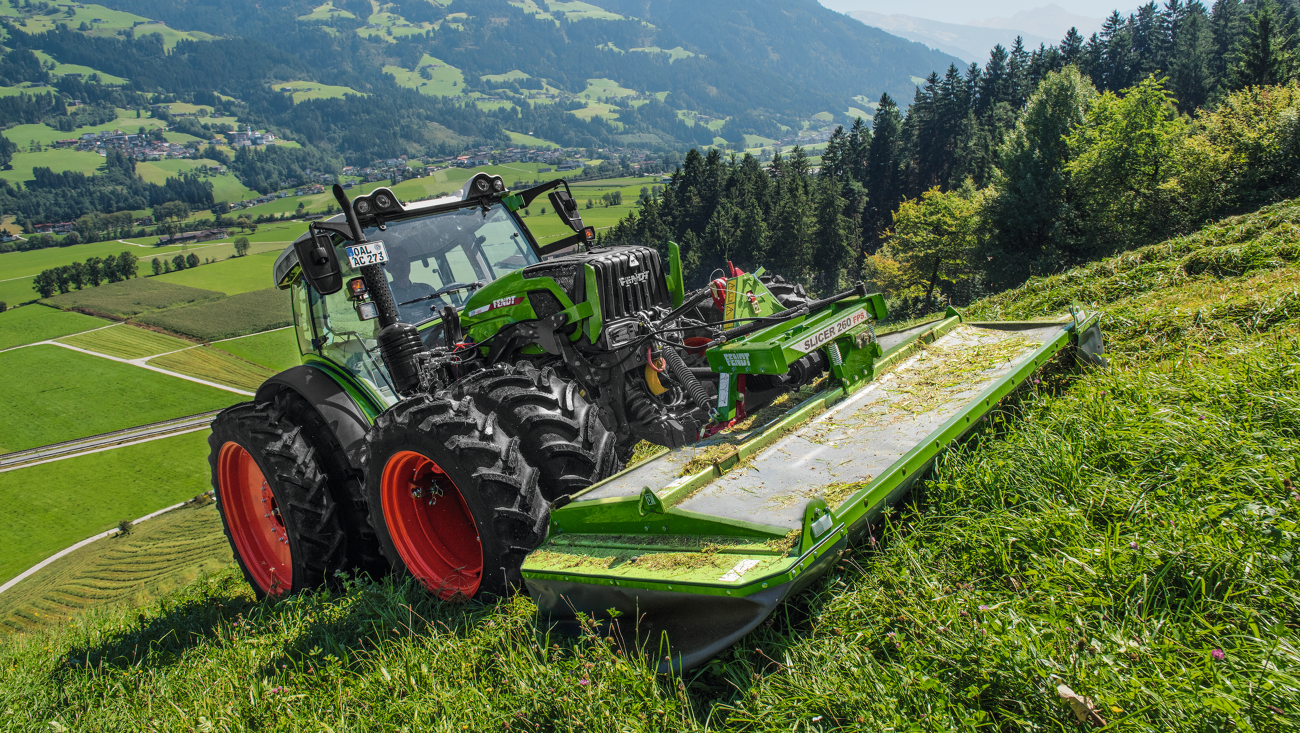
[255,365,372,472]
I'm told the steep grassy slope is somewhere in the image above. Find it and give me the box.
[0,202,1297,730]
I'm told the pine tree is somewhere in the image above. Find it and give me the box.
[1210,0,1247,91]
[1061,27,1085,66]
[1229,0,1295,88]
[1171,1,1215,108]
[865,93,904,249]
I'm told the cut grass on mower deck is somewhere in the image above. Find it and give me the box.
[0,501,231,634]
[0,345,239,452]
[0,431,215,587]
[1,201,1300,729]
[0,305,109,351]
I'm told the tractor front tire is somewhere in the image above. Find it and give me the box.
[759,273,810,310]
[209,402,350,598]
[363,393,549,601]
[451,361,622,501]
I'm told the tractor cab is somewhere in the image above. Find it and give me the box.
[272,174,589,406]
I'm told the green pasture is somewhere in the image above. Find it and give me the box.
[630,46,695,62]
[56,323,192,360]
[0,345,237,452]
[214,327,301,373]
[0,149,105,186]
[270,81,366,104]
[43,279,223,318]
[504,130,560,148]
[0,304,108,350]
[135,288,292,341]
[0,431,215,586]
[297,1,356,21]
[148,345,276,391]
[547,0,625,20]
[0,83,50,98]
[581,78,637,101]
[0,501,231,635]
[385,55,464,97]
[151,251,278,296]
[30,51,127,86]
[11,1,215,48]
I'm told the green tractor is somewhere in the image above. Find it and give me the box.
[210,174,1105,668]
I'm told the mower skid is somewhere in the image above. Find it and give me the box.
[524,310,1104,669]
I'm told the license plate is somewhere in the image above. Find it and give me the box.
[344,241,388,268]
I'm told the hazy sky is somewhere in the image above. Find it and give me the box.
[818,0,1119,24]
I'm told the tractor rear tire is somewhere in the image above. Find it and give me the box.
[451,361,622,501]
[209,402,350,598]
[760,274,810,310]
[262,389,390,581]
[363,393,549,601]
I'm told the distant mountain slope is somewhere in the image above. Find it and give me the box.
[846,11,1056,63]
[967,4,1105,37]
[588,0,963,103]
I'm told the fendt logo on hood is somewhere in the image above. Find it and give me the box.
[619,270,650,287]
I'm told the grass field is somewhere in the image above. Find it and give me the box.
[151,251,279,295]
[1,115,166,149]
[44,279,224,318]
[385,54,464,97]
[271,80,366,104]
[0,149,105,186]
[134,288,292,341]
[0,501,231,635]
[0,345,238,452]
[30,51,127,86]
[56,324,193,360]
[214,327,301,373]
[297,1,355,21]
[0,305,108,351]
[133,161,253,203]
[0,431,215,586]
[148,345,277,391]
[0,202,1299,729]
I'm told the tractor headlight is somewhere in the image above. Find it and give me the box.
[354,198,372,215]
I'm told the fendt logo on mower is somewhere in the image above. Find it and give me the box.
[619,270,650,287]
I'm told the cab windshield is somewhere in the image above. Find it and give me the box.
[366,203,539,325]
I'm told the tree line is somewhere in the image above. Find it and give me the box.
[604,0,1300,306]
[30,250,139,298]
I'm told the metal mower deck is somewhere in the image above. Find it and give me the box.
[523,310,1104,670]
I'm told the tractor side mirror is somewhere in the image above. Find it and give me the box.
[294,230,343,295]
[548,189,585,233]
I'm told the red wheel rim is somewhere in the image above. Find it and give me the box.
[380,451,483,599]
[217,442,292,595]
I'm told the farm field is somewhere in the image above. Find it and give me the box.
[0,149,106,187]
[1,115,167,150]
[385,54,464,97]
[271,80,366,103]
[0,501,231,634]
[148,344,276,392]
[214,327,301,373]
[152,251,280,295]
[0,200,1297,729]
[0,431,214,586]
[134,287,292,341]
[44,279,224,318]
[56,324,193,360]
[0,345,238,452]
[0,305,109,351]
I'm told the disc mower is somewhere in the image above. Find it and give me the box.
[209,173,1106,669]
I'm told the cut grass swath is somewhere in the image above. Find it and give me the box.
[57,324,193,360]
[147,345,276,391]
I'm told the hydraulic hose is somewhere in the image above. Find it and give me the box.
[662,345,712,411]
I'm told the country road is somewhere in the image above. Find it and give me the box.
[0,410,222,472]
